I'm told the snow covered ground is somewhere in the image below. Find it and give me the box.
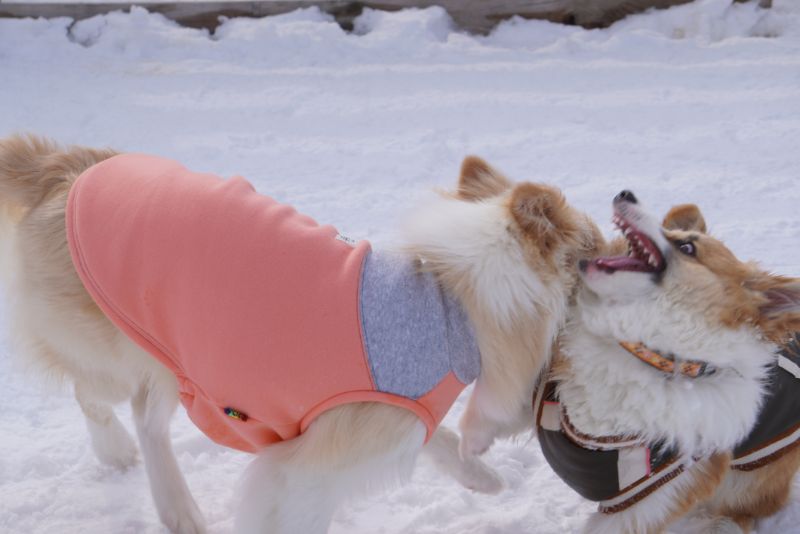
[1,0,800,532]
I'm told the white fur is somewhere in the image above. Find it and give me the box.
[562,200,776,456]
[235,411,426,534]
[6,267,208,532]
[403,195,565,330]
[403,194,571,458]
[560,298,773,456]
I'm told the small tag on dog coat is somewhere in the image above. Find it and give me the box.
[224,407,248,422]
[336,234,357,246]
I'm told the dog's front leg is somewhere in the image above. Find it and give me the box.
[424,426,504,494]
[458,379,505,458]
[458,320,553,459]
[458,374,536,460]
[132,374,206,534]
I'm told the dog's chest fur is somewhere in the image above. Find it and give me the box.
[558,299,775,456]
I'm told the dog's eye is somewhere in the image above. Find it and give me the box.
[677,242,696,256]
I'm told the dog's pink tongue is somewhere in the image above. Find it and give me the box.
[594,256,645,271]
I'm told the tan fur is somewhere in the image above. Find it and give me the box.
[0,136,119,383]
[661,454,731,530]
[0,134,116,208]
[662,205,800,342]
[659,209,800,345]
[455,155,512,201]
[662,203,707,233]
[711,447,800,532]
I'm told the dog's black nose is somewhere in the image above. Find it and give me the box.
[615,190,638,204]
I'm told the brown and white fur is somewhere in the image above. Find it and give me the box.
[556,191,800,534]
[0,134,601,534]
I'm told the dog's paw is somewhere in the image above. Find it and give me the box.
[89,418,139,470]
[458,425,495,460]
[455,457,505,495]
[159,500,207,534]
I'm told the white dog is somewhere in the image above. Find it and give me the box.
[0,134,601,533]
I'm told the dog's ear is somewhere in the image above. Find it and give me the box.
[759,278,800,316]
[456,156,511,201]
[663,204,707,233]
[745,274,800,342]
[509,182,576,253]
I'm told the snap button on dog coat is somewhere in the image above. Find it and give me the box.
[66,154,480,453]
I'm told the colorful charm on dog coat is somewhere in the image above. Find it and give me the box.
[66,154,480,453]
[534,337,800,514]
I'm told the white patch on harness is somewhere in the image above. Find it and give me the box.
[540,402,561,432]
[617,446,650,490]
[599,457,687,513]
[778,355,800,379]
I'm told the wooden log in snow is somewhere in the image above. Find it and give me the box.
[0,0,768,33]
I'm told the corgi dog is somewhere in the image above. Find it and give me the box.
[534,190,800,534]
[0,134,600,534]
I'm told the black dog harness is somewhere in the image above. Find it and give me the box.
[732,334,800,470]
[534,334,800,514]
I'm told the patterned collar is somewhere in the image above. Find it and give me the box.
[618,341,717,378]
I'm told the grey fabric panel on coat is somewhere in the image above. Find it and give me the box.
[359,250,481,399]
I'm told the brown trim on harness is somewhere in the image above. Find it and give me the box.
[539,381,640,449]
[732,439,800,471]
[732,425,800,471]
[561,410,640,449]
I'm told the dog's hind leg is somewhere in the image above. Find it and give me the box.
[132,372,205,534]
[75,380,138,469]
[235,403,426,534]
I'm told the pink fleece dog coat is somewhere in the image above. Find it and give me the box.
[66,154,480,453]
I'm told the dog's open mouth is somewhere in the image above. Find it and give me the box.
[590,208,666,274]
